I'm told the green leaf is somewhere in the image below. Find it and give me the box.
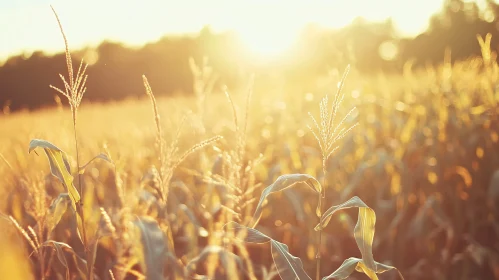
[251,174,322,227]
[225,222,311,280]
[29,139,80,210]
[322,257,404,280]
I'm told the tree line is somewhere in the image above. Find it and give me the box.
[1,0,499,111]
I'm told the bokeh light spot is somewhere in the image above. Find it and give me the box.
[379,40,399,61]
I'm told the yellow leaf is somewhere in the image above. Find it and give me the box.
[315,197,377,270]
[356,261,379,280]
[354,207,376,271]
[29,139,80,210]
[322,257,404,280]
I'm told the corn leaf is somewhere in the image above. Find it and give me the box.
[133,216,169,280]
[317,197,404,279]
[315,197,375,270]
[42,240,87,278]
[45,241,69,268]
[322,257,359,279]
[225,222,311,280]
[251,174,322,227]
[322,257,404,280]
[185,245,245,278]
[46,193,71,235]
[79,153,113,174]
[29,139,80,209]
[224,221,272,243]
[271,240,312,280]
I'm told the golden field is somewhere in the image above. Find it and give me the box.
[1,40,499,280]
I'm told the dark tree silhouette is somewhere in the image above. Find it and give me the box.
[2,0,499,111]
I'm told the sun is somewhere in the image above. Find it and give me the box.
[235,24,299,57]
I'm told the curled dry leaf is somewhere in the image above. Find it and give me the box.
[315,196,403,279]
[133,216,169,280]
[29,139,80,210]
[42,240,87,278]
[251,174,322,228]
[224,222,311,280]
[314,196,376,271]
[185,245,245,278]
[79,153,114,174]
[46,193,72,235]
[270,240,311,280]
[322,257,404,280]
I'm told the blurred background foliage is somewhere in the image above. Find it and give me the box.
[3,0,499,111]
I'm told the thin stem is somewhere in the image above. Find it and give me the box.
[73,112,82,196]
[72,115,93,280]
[38,245,45,280]
[37,220,46,280]
[0,152,13,171]
[316,166,327,280]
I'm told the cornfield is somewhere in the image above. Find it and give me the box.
[0,7,498,280]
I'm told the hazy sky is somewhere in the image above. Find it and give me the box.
[1,0,447,60]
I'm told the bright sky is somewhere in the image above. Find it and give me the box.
[0,0,445,60]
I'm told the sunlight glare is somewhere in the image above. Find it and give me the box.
[379,40,399,61]
[0,0,446,60]
[236,24,298,57]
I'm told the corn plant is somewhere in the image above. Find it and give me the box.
[18,6,115,280]
[10,6,225,280]
[224,66,404,280]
